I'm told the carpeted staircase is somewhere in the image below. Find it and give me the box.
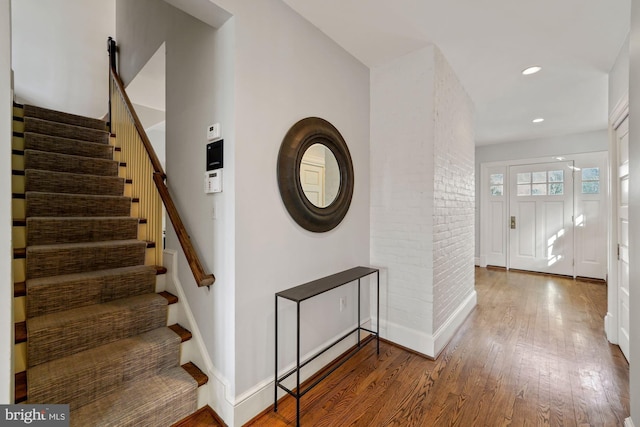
[12,104,208,426]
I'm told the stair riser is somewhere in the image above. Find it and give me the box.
[27,266,156,318]
[24,133,114,160]
[25,170,124,196]
[27,218,138,246]
[24,117,109,144]
[26,193,131,217]
[28,328,180,410]
[28,295,168,366]
[26,242,146,279]
[24,150,118,176]
[23,104,108,131]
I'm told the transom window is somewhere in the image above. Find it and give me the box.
[517,170,564,196]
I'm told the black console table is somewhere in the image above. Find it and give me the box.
[274,266,380,426]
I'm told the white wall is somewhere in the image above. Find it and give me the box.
[220,0,371,407]
[0,0,13,404]
[628,0,640,422]
[117,1,370,424]
[475,130,609,258]
[610,34,630,114]
[11,0,114,118]
[371,45,476,358]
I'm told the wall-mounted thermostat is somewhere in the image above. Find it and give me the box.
[207,123,221,141]
[205,170,222,193]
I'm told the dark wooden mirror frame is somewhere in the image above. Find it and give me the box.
[277,117,354,232]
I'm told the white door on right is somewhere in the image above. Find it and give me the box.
[509,162,574,276]
[616,116,630,361]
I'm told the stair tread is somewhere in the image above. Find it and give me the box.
[29,293,166,330]
[24,132,114,159]
[15,372,27,403]
[15,321,27,344]
[159,291,179,305]
[27,238,146,280]
[14,281,26,297]
[26,265,158,318]
[70,366,198,427]
[23,104,108,131]
[28,293,168,366]
[26,192,132,218]
[27,327,181,410]
[28,238,145,251]
[27,217,139,246]
[168,324,192,343]
[24,117,109,144]
[24,149,118,176]
[25,169,125,196]
[182,362,209,387]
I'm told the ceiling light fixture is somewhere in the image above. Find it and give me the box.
[532,117,544,123]
[522,66,542,75]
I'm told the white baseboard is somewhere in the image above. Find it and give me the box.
[474,257,481,266]
[433,290,477,356]
[231,321,370,426]
[381,290,477,358]
[604,312,618,344]
[625,417,635,427]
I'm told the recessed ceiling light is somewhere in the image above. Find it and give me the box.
[554,156,566,161]
[532,117,545,123]
[522,66,542,75]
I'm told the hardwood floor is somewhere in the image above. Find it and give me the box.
[247,268,629,426]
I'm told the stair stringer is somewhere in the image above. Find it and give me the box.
[163,250,233,423]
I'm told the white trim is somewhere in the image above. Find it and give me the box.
[163,251,234,422]
[604,312,618,344]
[474,257,481,266]
[380,290,477,358]
[432,290,477,356]
[0,0,13,404]
[625,417,635,427]
[232,319,371,427]
[607,96,628,346]
[611,93,629,130]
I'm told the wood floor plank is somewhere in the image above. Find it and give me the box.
[246,268,629,426]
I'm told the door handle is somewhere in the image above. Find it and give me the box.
[511,216,516,229]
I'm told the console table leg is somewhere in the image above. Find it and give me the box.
[274,295,278,411]
[357,278,361,347]
[296,301,301,427]
[377,271,380,355]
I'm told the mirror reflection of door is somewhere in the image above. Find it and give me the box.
[300,144,340,208]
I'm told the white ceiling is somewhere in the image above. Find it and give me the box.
[281,0,631,145]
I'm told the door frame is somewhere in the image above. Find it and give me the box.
[480,152,608,278]
[605,93,629,345]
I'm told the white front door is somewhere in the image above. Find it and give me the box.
[509,162,574,276]
[616,116,630,360]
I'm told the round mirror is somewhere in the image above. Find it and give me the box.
[277,117,354,232]
[299,144,341,208]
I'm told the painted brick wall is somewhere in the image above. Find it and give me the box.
[432,49,475,331]
[371,45,475,355]
[371,47,436,337]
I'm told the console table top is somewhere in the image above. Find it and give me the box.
[276,266,378,303]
